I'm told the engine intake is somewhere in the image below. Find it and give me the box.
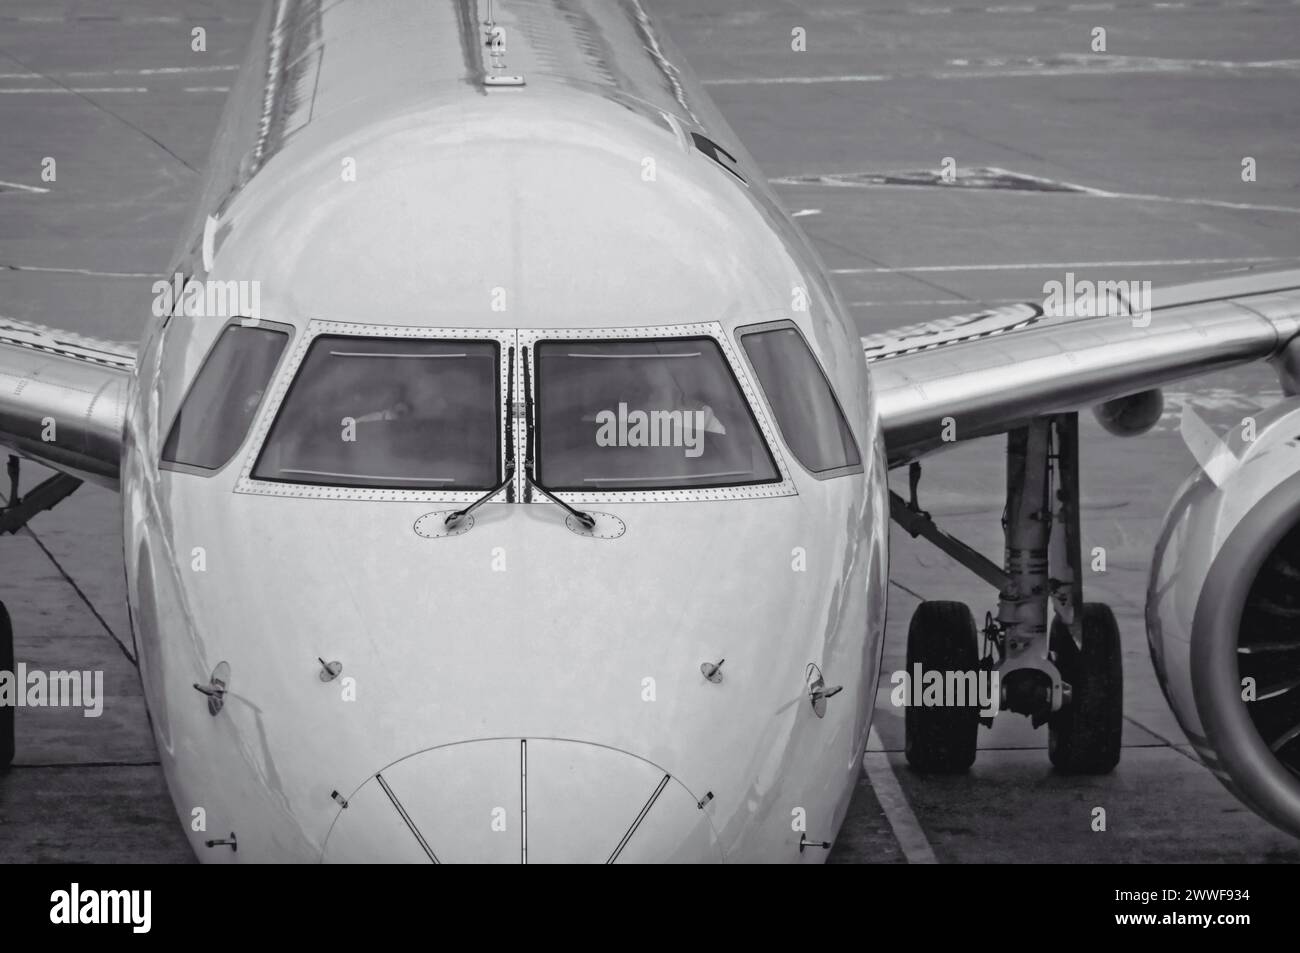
[1238,522,1300,775]
[1147,398,1300,836]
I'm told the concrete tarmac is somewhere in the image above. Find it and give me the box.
[1,0,1298,862]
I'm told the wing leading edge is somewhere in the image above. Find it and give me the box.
[0,318,135,490]
[866,269,1300,467]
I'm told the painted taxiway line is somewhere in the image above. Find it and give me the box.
[830,256,1292,275]
[0,263,160,278]
[0,85,233,96]
[899,0,1286,11]
[850,297,1022,307]
[705,74,889,86]
[769,165,1300,215]
[0,87,149,94]
[0,179,48,193]
[705,55,1300,87]
[864,726,939,864]
[0,488,133,665]
[0,65,238,79]
[0,14,248,25]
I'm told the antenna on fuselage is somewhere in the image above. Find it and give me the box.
[482,0,525,87]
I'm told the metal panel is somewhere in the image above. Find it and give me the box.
[0,319,134,488]
[869,278,1300,467]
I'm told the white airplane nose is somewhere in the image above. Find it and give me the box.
[322,739,722,863]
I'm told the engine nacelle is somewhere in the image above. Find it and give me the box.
[1093,389,1164,438]
[1147,398,1300,836]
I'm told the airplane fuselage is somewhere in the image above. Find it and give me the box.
[119,0,889,862]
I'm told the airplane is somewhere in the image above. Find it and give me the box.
[1,0,1298,863]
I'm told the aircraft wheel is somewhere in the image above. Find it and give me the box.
[1048,602,1123,774]
[904,600,980,773]
[0,601,13,769]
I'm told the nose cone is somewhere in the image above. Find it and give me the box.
[323,739,722,863]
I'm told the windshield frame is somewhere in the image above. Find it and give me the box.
[236,321,515,503]
[159,317,296,479]
[735,319,865,482]
[519,322,795,503]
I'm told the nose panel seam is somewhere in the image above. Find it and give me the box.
[606,773,670,864]
[520,739,528,865]
[376,772,440,864]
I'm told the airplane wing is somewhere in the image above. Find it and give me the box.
[866,268,1300,467]
[0,318,135,491]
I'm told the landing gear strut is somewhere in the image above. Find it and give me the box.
[1,601,12,769]
[1,455,83,769]
[891,413,1123,774]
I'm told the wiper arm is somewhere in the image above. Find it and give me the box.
[522,346,597,531]
[526,471,596,530]
[444,461,513,528]
[446,345,516,528]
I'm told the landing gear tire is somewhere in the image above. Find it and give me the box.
[1048,602,1123,774]
[0,601,12,769]
[905,600,980,774]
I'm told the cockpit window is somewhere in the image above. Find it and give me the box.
[251,336,500,489]
[533,337,779,491]
[739,323,861,476]
[162,323,288,471]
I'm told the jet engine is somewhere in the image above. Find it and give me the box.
[1147,397,1300,836]
[1093,389,1164,438]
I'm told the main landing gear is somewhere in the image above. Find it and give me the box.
[0,601,12,769]
[1,454,83,769]
[891,414,1123,775]
[905,601,980,772]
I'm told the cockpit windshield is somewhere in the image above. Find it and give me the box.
[252,336,500,489]
[533,337,779,490]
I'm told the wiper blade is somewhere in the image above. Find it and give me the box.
[446,345,516,528]
[522,346,597,531]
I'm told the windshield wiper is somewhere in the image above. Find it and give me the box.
[446,345,515,528]
[522,346,597,531]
